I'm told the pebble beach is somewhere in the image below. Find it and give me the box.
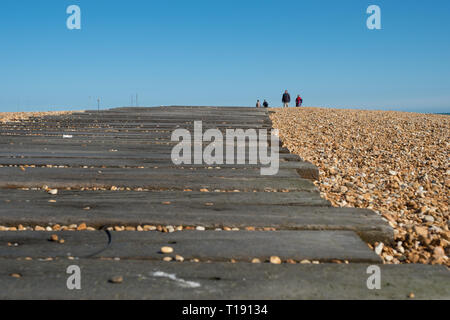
[0,111,76,123]
[271,107,449,266]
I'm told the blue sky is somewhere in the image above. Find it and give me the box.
[0,0,449,113]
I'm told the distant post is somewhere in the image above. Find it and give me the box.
[97,98,100,112]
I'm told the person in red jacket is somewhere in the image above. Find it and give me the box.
[295,95,303,107]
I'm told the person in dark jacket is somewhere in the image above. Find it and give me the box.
[263,100,269,108]
[295,95,303,107]
[282,90,291,108]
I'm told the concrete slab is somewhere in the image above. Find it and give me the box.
[0,230,381,263]
[1,259,448,299]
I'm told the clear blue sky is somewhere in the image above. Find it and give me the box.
[1,0,449,113]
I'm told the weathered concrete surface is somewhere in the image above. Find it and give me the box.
[0,166,317,192]
[1,259,448,299]
[0,190,392,244]
[0,189,329,206]
[0,230,381,263]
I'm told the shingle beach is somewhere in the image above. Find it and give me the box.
[271,107,449,266]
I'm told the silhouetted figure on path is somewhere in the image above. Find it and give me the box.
[296,95,303,107]
[282,90,291,108]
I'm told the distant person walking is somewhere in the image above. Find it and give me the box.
[295,95,303,107]
[282,90,291,108]
[263,100,269,108]
[256,100,261,108]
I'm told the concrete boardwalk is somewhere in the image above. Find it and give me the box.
[0,106,448,299]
